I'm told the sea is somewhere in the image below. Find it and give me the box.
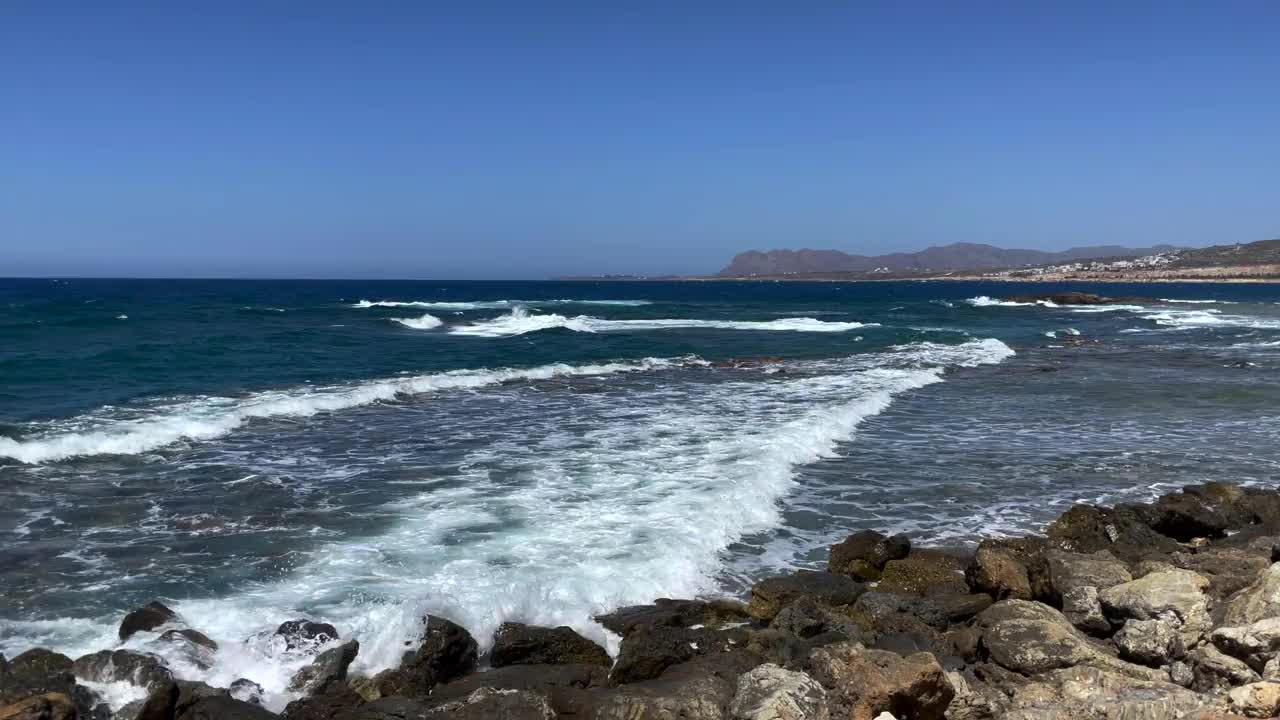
[3,278,1279,708]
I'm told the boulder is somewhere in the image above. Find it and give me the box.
[275,620,339,651]
[1171,548,1271,600]
[73,650,173,691]
[747,572,865,621]
[490,623,610,668]
[176,695,276,720]
[1213,618,1280,672]
[875,551,967,597]
[288,641,358,694]
[1230,681,1280,718]
[1045,504,1180,561]
[1113,618,1185,667]
[429,663,607,717]
[975,600,1163,680]
[1146,489,1237,540]
[1189,645,1260,692]
[729,663,828,720]
[1099,569,1212,647]
[119,602,178,641]
[965,543,1031,600]
[595,598,749,636]
[374,615,477,698]
[281,686,364,720]
[587,668,736,720]
[0,693,77,720]
[769,597,866,641]
[805,643,953,720]
[1060,586,1111,635]
[827,531,910,581]
[0,649,98,718]
[424,688,555,720]
[1224,564,1280,626]
[1027,550,1132,605]
[851,592,992,632]
[1000,665,1214,720]
[158,629,218,652]
[610,625,710,685]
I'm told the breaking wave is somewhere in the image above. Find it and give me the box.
[449,307,877,337]
[389,313,443,330]
[353,299,652,310]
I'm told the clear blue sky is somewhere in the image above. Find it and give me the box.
[2,2,1277,278]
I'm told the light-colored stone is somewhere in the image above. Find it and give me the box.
[1229,681,1280,718]
[1213,617,1280,672]
[1099,569,1212,647]
[1114,618,1185,667]
[807,642,953,720]
[1001,665,1215,720]
[1060,586,1110,635]
[1031,551,1133,603]
[730,664,829,720]
[1224,564,1280,626]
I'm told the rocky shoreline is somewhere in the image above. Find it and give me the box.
[8,483,1280,719]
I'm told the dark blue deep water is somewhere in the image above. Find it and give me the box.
[3,278,1280,705]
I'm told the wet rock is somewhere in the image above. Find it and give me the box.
[1099,569,1212,647]
[1113,618,1185,667]
[288,640,358,694]
[275,620,339,651]
[588,667,736,720]
[851,592,992,631]
[490,623,610,668]
[1045,504,1180,561]
[1230,681,1280,718]
[965,542,1031,600]
[134,680,179,720]
[1027,550,1132,606]
[120,602,178,642]
[729,663,828,720]
[769,597,865,641]
[1003,292,1142,305]
[1213,618,1280,672]
[827,531,910,581]
[595,598,749,636]
[876,551,968,597]
[423,688,554,719]
[176,695,276,720]
[1189,644,1260,692]
[73,650,173,691]
[281,686,364,720]
[158,629,218,652]
[227,680,262,706]
[1001,665,1213,720]
[805,643,953,720]
[1224,564,1280,626]
[0,693,77,720]
[747,572,865,621]
[1147,489,1237,541]
[610,625,699,685]
[1060,586,1111,635]
[429,663,607,717]
[374,615,478,698]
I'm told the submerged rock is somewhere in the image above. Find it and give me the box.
[490,623,610,668]
[275,620,339,651]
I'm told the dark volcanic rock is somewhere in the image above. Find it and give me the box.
[827,530,911,581]
[769,596,867,641]
[158,629,218,652]
[853,591,993,631]
[177,695,277,720]
[747,571,866,621]
[1046,504,1180,561]
[0,648,98,718]
[73,649,173,691]
[1004,292,1151,305]
[287,640,358,694]
[423,687,555,719]
[966,541,1032,600]
[610,625,699,685]
[490,623,610,668]
[374,615,477,698]
[1026,549,1133,606]
[282,686,365,720]
[275,620,339,651]
[876,551,968,597]
[0,693,78,720]
[595,598,749,636]
[119,602,178,641]
[430,662,607,717]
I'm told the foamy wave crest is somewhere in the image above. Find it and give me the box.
[450,307,877,337]
[1138,308,1280,330]
[390,313,443,330]
[1067,305,1147,313]
[1160,299,1237,304]
[0,359,682,464]
[964,296,1057,308]
[354,299,651,310]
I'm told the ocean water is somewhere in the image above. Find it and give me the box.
[3,278,1280,707]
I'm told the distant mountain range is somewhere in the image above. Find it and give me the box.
[718,242,1182,276]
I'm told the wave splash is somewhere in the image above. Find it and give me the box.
[353,299,652,310]
[449,306,877,337]
[390,313,443,330]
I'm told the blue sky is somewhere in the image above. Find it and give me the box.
[2,2,1277,278]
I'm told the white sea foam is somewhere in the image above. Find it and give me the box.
[77,679,151,710]
[354,299,652,310]
[964,296,1057,308]
[449,307,877,337]
[1137,308,1280,330]
[0,358,682,464]
[1160,299,1236,304]
[389,313,443,330]
[1067,305,1147,313]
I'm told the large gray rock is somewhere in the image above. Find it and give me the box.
[490,623,610,668]
[1000,665,1216,720]
[729,663,828,720]
[1113,618,1185,667]
[1060,586,1110,635]
[1212,617,1280,672]
[805,643,953,720]
[747,572,865,621]
[1224,563,1280,626]
[1188,644,1260,692]
[73,649,173,691]
[1098,569,1212,647]
[424,688,555,720]
[975,600,1163,680]
[1027,550,1132,605]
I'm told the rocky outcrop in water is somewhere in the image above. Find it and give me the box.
[13,481,1280,719]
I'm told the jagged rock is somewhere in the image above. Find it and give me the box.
[1099,569,1212,647]
[1230,681,1280,718]
[374,615,477,698]
[158,629,218,652]
[1224,564,1280,626]
[176,695,276,720]
[423,688,555,719]
[275,620,339,651]
[1027,550,1132,605]
[1046,504,1180,561]
[743,629,842,671]
[1147,489,1237,541]
[0,649,99,719]
[288,641,358,694]
[73,650,173,690]
[281,686,364,720]
[429,663,607,717]
[729,663,828,720]
[1189,645,1260,692]
[1213,618,1280,672]
[610,625,743,685]
[1171,548,1270,600]
[805,643,953,720]
[852,592,992,632]
[1113,618,1185,667]
[0,693,76,720]
[876,552,968,597]
[747,572,865,621]
[975,600,1163,680]
[1060,586,1111,635]
[596,599,749,636]
[588,668,736,720]
[1168,660,1195,687]
[828,531,910,581]
[942,669,1010,720]
[1000,665,1214,720]
[490,623,610,668]
[133,680,179,720]
[119,602,178,641]
[965,543,1031,600]
[227,680,262,706]
[770,597,865,641]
